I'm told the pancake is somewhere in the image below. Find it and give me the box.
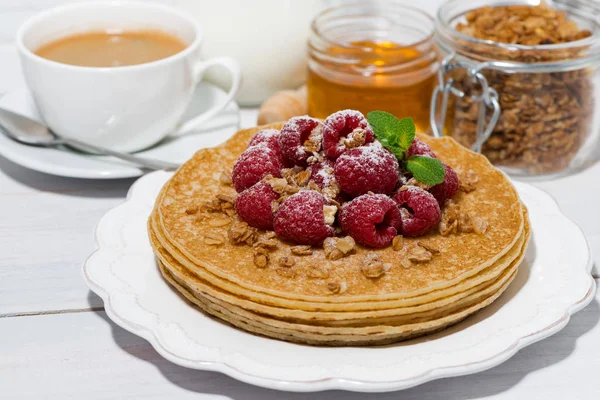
[150,214,529,322]
[151,195,526,311]
[148,121,530,346]
[158,262,519,346]
[156,233,524,327]
[155,124,524,303]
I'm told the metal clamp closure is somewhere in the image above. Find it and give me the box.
[430,53,501,153]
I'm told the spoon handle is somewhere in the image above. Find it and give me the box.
[62,137,180,171]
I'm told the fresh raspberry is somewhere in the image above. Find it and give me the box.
[334,143,399,197]
[309,158,335,188]
[408,138,437,158]
[248,128,279,149]
[232,146,281,192]
[273,191,335,245]
[392,186,441,237]
[248,129,290,167]
[339,194,402,248]
[235,182,279,230]
[322,110,374,158]
[278,116,322,167]
[428,163,459,206]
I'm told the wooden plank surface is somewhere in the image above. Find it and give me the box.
[0,156,133,316]
[1,285,598,399]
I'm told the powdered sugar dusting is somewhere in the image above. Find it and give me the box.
[401,185,424,195]
[316,166,334,187]
[232,146,282,192]
[279,116,321,166]
[322,109,374,159]
[251,128,279,141]
[352,143,391,166]
[335,109,370,124]
[334,144,399,196]
[273,190,335,245]
[248,130,280,153]
[236,181,279,229]
[284,115,310,131]
[310,159,336,188]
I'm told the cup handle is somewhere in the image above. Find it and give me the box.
[174,56,241,135]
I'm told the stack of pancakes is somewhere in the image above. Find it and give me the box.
[148,124,530,346]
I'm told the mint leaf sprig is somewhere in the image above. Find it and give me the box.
[367,111,445,186]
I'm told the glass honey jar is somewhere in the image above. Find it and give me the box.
[307,1,439,133]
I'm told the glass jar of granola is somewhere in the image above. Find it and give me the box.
[432,0,600,177]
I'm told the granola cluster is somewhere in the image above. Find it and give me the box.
[450,5,594,175]
[458,5,591,46]
[438,200,488,236]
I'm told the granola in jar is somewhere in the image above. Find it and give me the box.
[434,1,600,176]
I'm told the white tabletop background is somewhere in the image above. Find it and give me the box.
[0,0,599,399]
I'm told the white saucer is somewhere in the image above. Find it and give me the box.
[0,82,240,179]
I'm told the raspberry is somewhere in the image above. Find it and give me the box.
[322,110,374,158]
[339,194,402,248]
[248,129,290,167]
[408,138,437,158]
[273,191,335,245]
[248,128,279,149]
[392,187,441,237]
[232,146,281,192]
[309,158,335,188]
[236,182,279,230]
[334,143,399,197]
[428,163,459,206]
[278,116,322,166]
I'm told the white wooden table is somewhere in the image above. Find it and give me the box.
[1,3,600,399]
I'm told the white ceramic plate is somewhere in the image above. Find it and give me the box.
[0,82,239,179]
[83,172,596,392]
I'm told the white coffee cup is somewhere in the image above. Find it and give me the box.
[17,1,241,152]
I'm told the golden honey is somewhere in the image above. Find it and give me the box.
[307,4,438,132]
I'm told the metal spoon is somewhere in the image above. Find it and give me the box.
[0,108,180,171]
